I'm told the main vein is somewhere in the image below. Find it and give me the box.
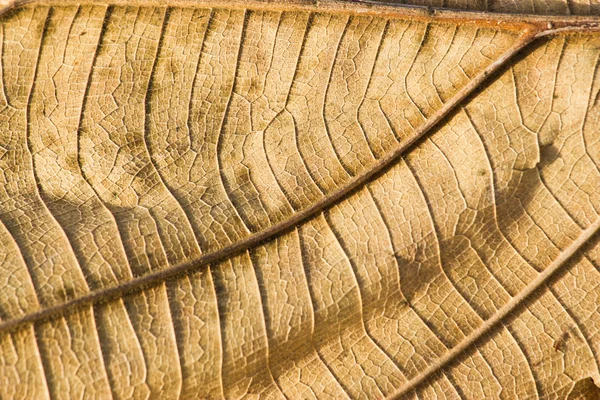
[387,217,600,399]
[0,28,536,336]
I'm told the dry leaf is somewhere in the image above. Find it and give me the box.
[0,0,599,398]
[566,377,600,400]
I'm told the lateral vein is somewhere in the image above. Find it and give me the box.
[387,217,600,399]
[0,28,538,336]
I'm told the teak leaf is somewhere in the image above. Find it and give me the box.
[0,0,599,398]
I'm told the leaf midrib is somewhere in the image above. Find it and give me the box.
[388,218,600,399]
[0,27,536,334]
[0,7,598,380]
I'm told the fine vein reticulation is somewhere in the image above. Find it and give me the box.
[0,0,599,399]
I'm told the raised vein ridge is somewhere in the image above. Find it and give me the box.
[387,217,600,399]
[0,28,538,335]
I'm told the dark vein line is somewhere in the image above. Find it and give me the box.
[366,184,451,355]
[296,225,353,399]
[287,15,336,195]
[462,108,541,398]
[76,5,133,280]
[157,283,184,399]
[441,370,467,400]
[254,10,282,123]
[427,134,511,306]
[144,7,203,258]
[25,8,56,398]
[282,12,311,109]
[290,110,326,197]
[387,217,600,399]
[322,15,354,177]
[537,166,586,228]
[140,8,186,397]
[132,7,178,270]
[282,12,326,198]
[474,348,505,397]
[207,266,225,399]
[96,310,125,399]
[69,8,143,399]
[179,9,215,248]
[262,14,314,210]
[581,51,600,178]
[185,7,213,152]
[86,306,113,398]
[528,142,600,396]
[211,261,232,398]
[548,284,600,375]
[323,208,408,392]
[215,10,254,232]
[509,36,600,391]
[258,12,297,215]
[506,315,545,398]
[32,317,54,400]
[26,6,87,298]
[403,23,428,122]
[429,24,458,107]
[357,18,388,159]
[403,156,483,343]
[455,27,480,79]
[27,3,100,293]
[247,249,289,400]
[238,127,280,226]
[527,38,588,230]
[106,296,148,396]
[504,320,543,400]
[0,23,7,107]
[0,30,537,336]
[281,229,335,397]
[0,7,47,315]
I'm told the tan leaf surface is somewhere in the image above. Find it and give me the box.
[0,0,599,398]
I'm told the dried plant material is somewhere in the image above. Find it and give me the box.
[567,377,600,400]
[0,0,599,398]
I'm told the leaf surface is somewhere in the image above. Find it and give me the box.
[0,0,599,398]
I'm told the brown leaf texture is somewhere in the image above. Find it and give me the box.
[0,0,599,398]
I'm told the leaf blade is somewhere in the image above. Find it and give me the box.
[0,2,599,398]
